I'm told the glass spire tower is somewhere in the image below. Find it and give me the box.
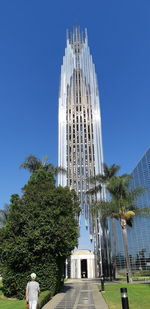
[58,28,108,276]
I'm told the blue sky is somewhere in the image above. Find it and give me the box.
[0,0,150,248]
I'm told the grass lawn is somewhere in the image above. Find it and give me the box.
[102,283,150,309]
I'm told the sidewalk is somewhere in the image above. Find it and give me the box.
[43,279,109,309]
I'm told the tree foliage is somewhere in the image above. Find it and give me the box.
[1,169,80,298]
[92,170,149,281]
[20,155,66,175]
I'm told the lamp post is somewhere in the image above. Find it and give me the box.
[65,259,68,279]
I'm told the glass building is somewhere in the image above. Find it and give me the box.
[58,27,109,276]
[111,148,150,272]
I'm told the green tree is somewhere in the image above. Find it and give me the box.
[20,155,66,175]
[94,173,149,282]
[87,163,120,278]
[0,204,9,228]
[1,169,80,299]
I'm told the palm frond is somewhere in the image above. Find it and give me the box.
[86,184,102,195]
[20,155,42,173]
[103,163,120,180]
[134,207,150,217]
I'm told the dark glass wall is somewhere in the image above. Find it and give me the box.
[109,148,150,273]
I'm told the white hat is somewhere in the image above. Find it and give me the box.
[31,273,36,279]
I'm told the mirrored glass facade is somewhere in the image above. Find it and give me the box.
[109,148,150,273]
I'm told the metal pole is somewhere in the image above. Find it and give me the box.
[126,272,129,283]
[65,259,68,279]
[120,288,129,309]
[100,276,105,292]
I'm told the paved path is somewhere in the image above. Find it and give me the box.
[43,279,108,309]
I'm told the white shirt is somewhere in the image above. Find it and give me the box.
[26,281,40,302]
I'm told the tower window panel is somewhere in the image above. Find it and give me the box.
[92,144,95,154]
[82,167,84,175]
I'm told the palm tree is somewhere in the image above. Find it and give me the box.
[87,163,120,278]
[92,199,119,279]
[20,155,66,176]
[94,174,149,282]
[88,163,120,195]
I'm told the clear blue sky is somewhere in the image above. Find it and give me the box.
[0,0,150,248]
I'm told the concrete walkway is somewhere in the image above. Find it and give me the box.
[43,279,108,309]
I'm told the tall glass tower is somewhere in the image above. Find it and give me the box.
[58,28,108,276]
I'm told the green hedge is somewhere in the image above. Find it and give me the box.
[2,257,64,299]
[37,291,53,309]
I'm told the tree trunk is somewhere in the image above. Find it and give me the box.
[112,217,117,280]
[121,220,132,282]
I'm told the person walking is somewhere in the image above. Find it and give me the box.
[26,273,40,309]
